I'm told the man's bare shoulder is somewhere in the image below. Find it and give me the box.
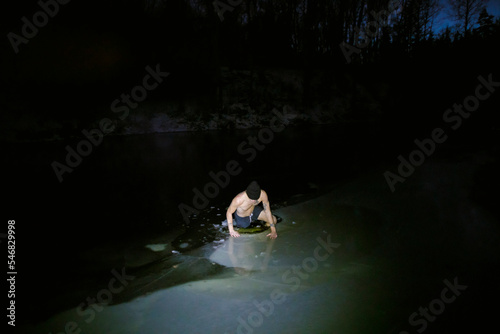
[232,191,246,204]
[260,189,269,201]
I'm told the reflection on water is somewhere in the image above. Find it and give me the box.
[226,235,277,273]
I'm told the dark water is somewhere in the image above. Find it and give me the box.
[7,122,388,245]
[5,122,394,320]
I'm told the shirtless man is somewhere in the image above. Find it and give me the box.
[226,181,278,239]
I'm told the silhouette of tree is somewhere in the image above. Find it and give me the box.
[474,7,495,37]
[447,0,487,36]
[391,0,441,53]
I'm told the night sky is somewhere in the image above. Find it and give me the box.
[436,0,500,31]
[2,0,499,95]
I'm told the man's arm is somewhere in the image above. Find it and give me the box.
[262,191,277,239]
[226,196,240,237]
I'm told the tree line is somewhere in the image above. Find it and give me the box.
[137,0,500,68]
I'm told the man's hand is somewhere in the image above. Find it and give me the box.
[230,230,240,237]
[267,231,277,239]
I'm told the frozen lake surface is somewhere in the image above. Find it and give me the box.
[15,144,500,333]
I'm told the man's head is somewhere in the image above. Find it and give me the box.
[246,181,261,200]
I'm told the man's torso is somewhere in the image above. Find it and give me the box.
[235,192,261,217]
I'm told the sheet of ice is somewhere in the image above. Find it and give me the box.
[145,244,168,252]
[18,161,500,334]
[19,193,378,334]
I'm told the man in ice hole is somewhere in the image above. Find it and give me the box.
[226,181,278,239]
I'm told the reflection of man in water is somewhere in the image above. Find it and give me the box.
[226,181,278,239]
